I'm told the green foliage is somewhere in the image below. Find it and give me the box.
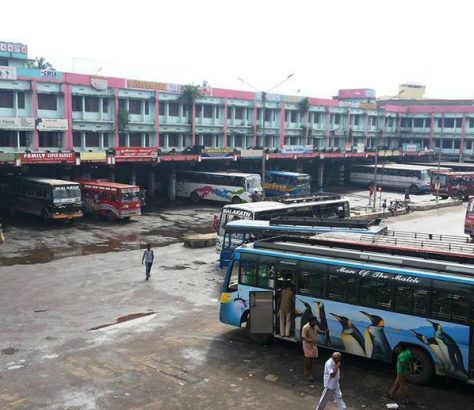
[297,97,310,114]
[178,84,202,105]
[28,57,55,70]
[118,109,130,132]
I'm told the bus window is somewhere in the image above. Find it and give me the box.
[376,281,392,309]
[394,285,413,313]
[346,276,359,303]
[256,263,274,289]
[328,273,347,302]
[431,281,471,324]
[239,255,258,285]
[298,262,326,297]
[359,277,392,309]
[413,288,430,316]
[227,262,239,291]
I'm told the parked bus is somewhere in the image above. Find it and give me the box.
[219,217,387,268]
[0,177,82,222]
[176,171,263,204]
[264,171,311,197]
[77,180,141,221]
[216,197,350,252]
[464,197,474,238]
[220,234,474,384]
[350,164,452,194]
[431,171,474,200]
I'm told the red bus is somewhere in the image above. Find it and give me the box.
[465,197,474,238]
[78,180,141,221]
[431,171,474,200]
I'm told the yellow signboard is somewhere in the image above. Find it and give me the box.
[80,151,106,162]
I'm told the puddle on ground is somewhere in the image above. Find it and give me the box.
[1,347,19,355]
[89,312,155,331]
[161,264,192,270]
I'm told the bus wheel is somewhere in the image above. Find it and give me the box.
[106,212,116,222]
[231,196,241,204]
[41,210,49,225]
[190,192,200,203]
[246,315,272,344]
[406,347,433,385]
[409,184,419,194]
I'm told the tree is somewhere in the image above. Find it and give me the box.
[178,84,202,145]
[297,97,310,144]
[118,109,130,132]
[297,97,309,115]
[28,57,55,70]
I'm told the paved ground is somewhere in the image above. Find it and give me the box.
[0,198,472,409]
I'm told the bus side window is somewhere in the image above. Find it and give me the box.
[394,285,413,314]
[327,273,346,302]
[256,263,274,289]
[298,264,325,297]
[239,259,256,286]
[412,288,430,316]
[431,281,470,324]
[227,262,239,291]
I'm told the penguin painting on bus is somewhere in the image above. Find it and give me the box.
[299,301,315,335]
[316,302,331,346]
[331,313,366,356]
[411,330,451,373]
[360,311,392,361]
[427,320,468,379]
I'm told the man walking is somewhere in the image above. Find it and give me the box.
[141,244,154,281]
[316,352,346,410]
[388,343,413,404]
[302,316,328,382]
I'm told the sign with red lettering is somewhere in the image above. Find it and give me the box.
[20,152,76,164]
[114,147,159,162]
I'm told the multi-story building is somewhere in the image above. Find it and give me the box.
[2,40,472,192]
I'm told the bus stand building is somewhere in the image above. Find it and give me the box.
[2,41,474,197]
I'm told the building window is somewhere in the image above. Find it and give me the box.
[38,132,62,147]
[144,101,149,115]
[313,113,320,123]
[235,107,243,120]
[102,99,108,113]
[353,115,360,126]
[455,118,462,128]
[129,99,141,115]
[0,89,14,108]
[159,102,165,115]
[0,130,17,147]
[17,92,25,109]
[169,134,179,146]
[203,105,213,118]
[444,118,455,128]
[0,58,8,66]
[37,93,57,111]
[73,132,81,147]
[469,118,474,128]
[454,140,461,149]
[84,96,99,112]
[227,107,232,119]
[85,132,100,147]
[264,109,273,122]
[119,99,127,110]
[203,134,213,147]
[425,118,432,128]
[414,118,424,127]
[289,111,297,123]
[119,134,127,146]
[437,118,443,128]
[442,139,452,149]
[129,133,142,146]
[195,104,202,118]
[72,96,82,111]
[466,140,473,150]
[168,102,179,116]
[334,114,340,125]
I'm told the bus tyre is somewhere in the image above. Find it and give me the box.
[41,210,49,225]
[246,315,272,344]
[407,347,433,385]
[106,211,116,222]
[409,184,419,195]
[231,196,241,204]
[190,192,200,203]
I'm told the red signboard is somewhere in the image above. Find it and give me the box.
[20,152,76,164]
[114,147,159,162]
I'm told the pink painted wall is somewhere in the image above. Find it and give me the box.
[64,73,126,88]
[279,102,285,147]
[63,84,73,150]
[223,98,228,147]
[31,80,38,150]
[154,90,160,148]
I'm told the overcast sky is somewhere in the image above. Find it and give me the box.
[2,0,473,99]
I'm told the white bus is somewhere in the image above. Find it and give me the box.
[216,198,350,252]
[175,171,263,204]
[350,164,452,194]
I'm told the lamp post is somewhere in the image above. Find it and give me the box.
[237,74,294,187]
[372,89,406,211]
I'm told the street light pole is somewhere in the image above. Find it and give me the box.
[237,74,294,188]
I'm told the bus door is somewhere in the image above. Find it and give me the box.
[248,291,273,334]
[275,263,298,339]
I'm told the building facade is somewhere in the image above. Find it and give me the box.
[0,41,472,167]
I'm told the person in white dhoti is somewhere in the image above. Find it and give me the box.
[316,352,347,410]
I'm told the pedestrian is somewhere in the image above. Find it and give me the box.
[388,343,414,404]
[302,315,328,382]
[278,282,295,337]
[141,243,154,281]
[316,352,347,410]
[382,199,387,213]
[404,189,410,203]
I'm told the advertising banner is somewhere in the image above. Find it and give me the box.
[201,147,234,159]
[36,118,69,131]
[240,149,263,158]
[0,153,18,164]
[279,145,313,154]
[114,147,159,162]
[80,151,107,162]
[0,117,35,130]
[0,66,17,80]
[402,143,420,152]
[20,152,76,164]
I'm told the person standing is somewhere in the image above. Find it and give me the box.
[141,244,154,281]
[316,352,347,410]
[382,199,387,214]
[302,316,328,381]
[388,343,413,403]
[278,283,295,337]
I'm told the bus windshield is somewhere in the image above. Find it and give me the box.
[53,186,81,202]
[121,191,139,201]
[246,176,262,190]
[420,170,430,180]
[467,200,474,213]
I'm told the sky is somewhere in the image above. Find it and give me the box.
[2,0,474,99]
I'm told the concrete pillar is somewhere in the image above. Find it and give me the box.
[110,170,116,182]
[129,167,136,186]
[168,168,176,201]
[317,162,324,191]
[148,170,156,198]
[338,163,345,186]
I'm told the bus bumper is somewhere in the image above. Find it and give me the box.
[50,212,83,220]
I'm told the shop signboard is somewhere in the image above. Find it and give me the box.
[402,143,420,152]
[240,149,263,158]
[20,151,76,164]
[0,117,35,130]
[201,147,234,160]
[0,152,18,165]
[114,147,159,162]
[0,66,17,80]
[36,118,69,131]
[80,151,107,162]
[279,145,313,154]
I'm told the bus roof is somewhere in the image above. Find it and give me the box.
[76,180,139,190]
[176,171,259,178]
[354,163,451,171]
[266,170,310,177]
[15,177,79,187]
[222,198,348,213]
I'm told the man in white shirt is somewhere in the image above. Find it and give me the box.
[316,352,347,410]
[141,244,154,281]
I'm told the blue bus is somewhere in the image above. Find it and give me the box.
[264,171,311,197]
[219,218,388,268]
[219,234,474,384]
